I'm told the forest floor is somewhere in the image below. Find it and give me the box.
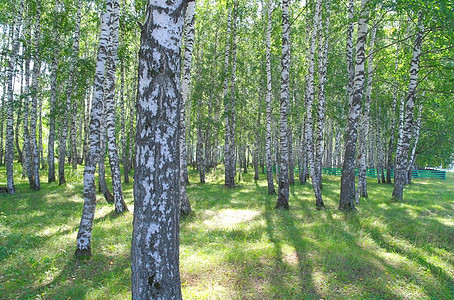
[0,164,453,299]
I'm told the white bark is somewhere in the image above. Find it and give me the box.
[75,0,111,257]
[59,2,82,185]
[275,0,290,209]
[180,0,195,214]
[339,0,369,210]
[357,24,377,199]
[104,0,127,213]
[305,0,323,208]
[265,0,275,194]
[393,13,424,200]
[131,1,186,297]
[5,0,24,194]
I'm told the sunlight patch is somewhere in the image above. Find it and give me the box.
[202,209,261,229]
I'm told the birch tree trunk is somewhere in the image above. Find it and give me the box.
[23,22,34,187]
[104,0,127,213]
[131,1,187,297]
[315,1,331,197]
[357,24,377,199]
[30,0,42,190]
[346,0,355,105]
[386,53,399,184]
[275,0,290,210]
[223,5,233,188]
[406,103,423,185]
[99,111,114,204]
[59,2,81,185]
[5,0,24,194]
[393,14,423,200]
[305,0,323,208]
[339,0,369,210]
[265,0,275,194]
[196,97,205,183]
[75,0,111,257]
[119,62,127,183]
[180,1,195,216]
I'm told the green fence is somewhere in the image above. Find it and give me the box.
[267,166,446,180]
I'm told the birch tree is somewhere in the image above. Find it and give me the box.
[75,0,112,257]
[339,0,369,210]
[104,0,127,213]
[29,0,42,190]
[275,0,290,210]
[357,23,377,199]
[392,13,424,200]
[305,0,323,208]
[180,0,195,214]
[5,0,24,194]
[265,0,275,194]
[59,2,82,185]
[131,1,187,297]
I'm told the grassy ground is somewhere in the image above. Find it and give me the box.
[0,164,453,299]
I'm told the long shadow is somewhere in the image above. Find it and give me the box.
[263,194,321,299]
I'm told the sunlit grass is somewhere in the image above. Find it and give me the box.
[0,163,453,299]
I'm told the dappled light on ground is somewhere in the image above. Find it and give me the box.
[0,165,453,299]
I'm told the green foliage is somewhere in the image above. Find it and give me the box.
[1,165,453,299]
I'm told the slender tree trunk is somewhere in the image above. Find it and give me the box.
[315,1,331,195]
[38,92,44,169]
[131,1,186,297]
[393,14,423,200]
[223,5,233,188]
[306,0,323,208]
[265,0,275,194]
[59,3,81,185]
[119,62,127,183]
[5,0,24,194]
[386,54,399,184]
[339,0,369,210]
[406,103,423,184]
[99,111,114,204]
[75,0,111,257]
[357,24,377,199]
[196,97,205,183]
[104,0,127,213]
[275,0,290,210]
[23,35,34,186]
[180,1,196,215]
[30,0,42,190]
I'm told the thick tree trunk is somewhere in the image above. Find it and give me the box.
[75,0,111,257]
[131,1,186,298]
[59,3,81,185]
[357,24,377,199]
[265,0,275,194]
[5,0,24,194]
[180,0,195,215]
[393,14,423,200]
[275,0,290,210]
[339,0,369,210]
[104,0,127,213]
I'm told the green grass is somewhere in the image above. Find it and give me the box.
[1,164,453,299]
